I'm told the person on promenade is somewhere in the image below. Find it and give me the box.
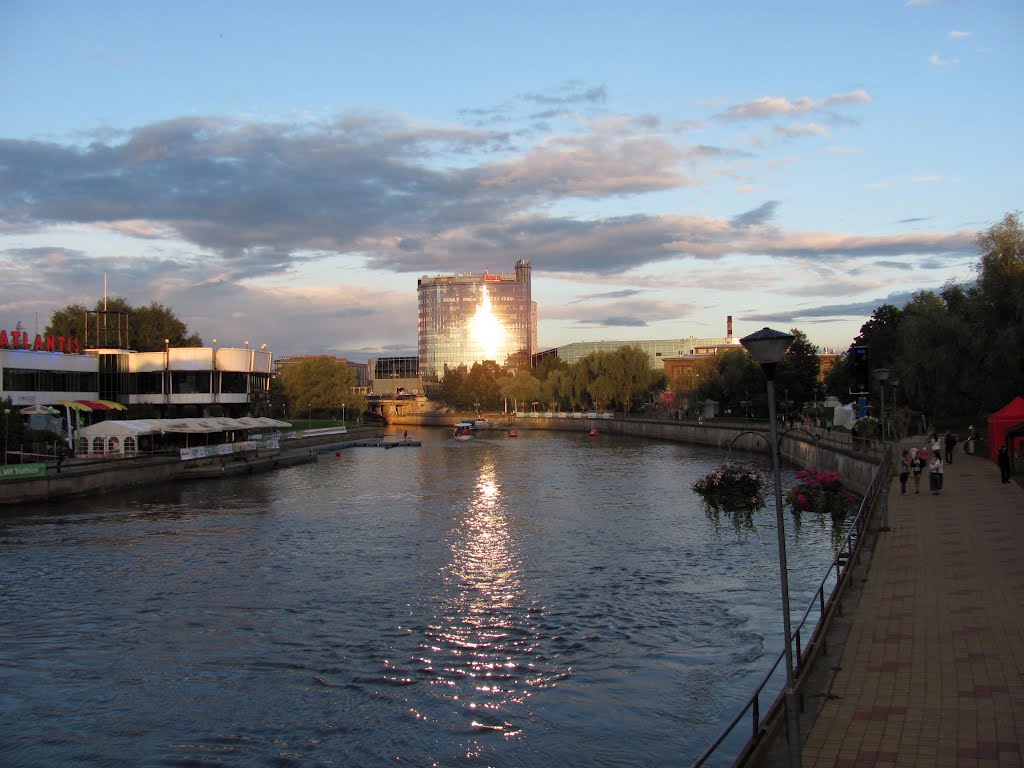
[899,449,911,495]
[911,448,924,494]
[931,433,942,459]
[929,452,944,494]
[998,445,1011,484]
[945,432,956,464]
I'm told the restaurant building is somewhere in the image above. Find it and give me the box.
[1,328,272,429]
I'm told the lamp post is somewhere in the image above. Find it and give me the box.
[873,368,890,445]
[873,368,891,531]
[741,327,801,768]
[342,403,346,424]
[889,377,899,439]
[3,408,10,465]
[308,402,312,424]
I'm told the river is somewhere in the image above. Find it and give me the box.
[0,427,849,767]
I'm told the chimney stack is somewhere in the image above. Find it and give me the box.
[727,315,733,338]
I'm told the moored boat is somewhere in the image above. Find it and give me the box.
[507,428,518,438]
[454,422,474,441]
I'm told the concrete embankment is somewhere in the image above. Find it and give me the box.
[0,427,383,507]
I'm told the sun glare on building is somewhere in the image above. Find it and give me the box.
[468,287,506,362]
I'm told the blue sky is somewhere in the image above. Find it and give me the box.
[1,0,1020,360]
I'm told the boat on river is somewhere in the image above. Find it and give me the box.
[453,422,474,441]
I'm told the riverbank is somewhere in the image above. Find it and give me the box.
[0,426,383,507]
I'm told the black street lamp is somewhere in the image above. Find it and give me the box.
[3,408,9,465]
[741,326,801,768]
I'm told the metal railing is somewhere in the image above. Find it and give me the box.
[691,448,889,767]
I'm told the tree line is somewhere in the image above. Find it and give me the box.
[823,212,1023,427]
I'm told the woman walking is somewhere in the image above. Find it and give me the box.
[929,452,944,494]
[911,448,924,494]
[899,449,911,495]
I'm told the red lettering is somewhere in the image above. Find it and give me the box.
[71,338,81,354]
[33,334,44,351]
[0,330,7,348]
[57,336,66,353]
[45,335,56,352]
[11,331,21,348]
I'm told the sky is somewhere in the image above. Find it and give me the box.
[1,1,1021,361]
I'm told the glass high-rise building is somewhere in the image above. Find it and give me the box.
[417,260,535,381]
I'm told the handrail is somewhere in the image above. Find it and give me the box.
[691,447,889,767]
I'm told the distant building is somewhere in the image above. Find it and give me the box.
[417,260,536,382]
[537,337,740,370]
[368,356,420,396]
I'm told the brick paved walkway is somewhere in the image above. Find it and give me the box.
[802,446,1024,767]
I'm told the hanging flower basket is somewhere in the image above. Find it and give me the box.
[692,463,766,514]
[786,469,858,517]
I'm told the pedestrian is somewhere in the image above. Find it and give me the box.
[998,445,1011,484]
[931,433,942,458]
[944,432,956,463]
[929,453,944,494]
[899,449,910,494]
[403,430,409,441]
[911,449,924,494]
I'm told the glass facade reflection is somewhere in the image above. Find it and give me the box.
[417,260,535,381]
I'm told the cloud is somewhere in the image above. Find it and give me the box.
[731,201,779,228]
[520,81,608,106]
[543,297,693,328]
[774,122,829,140]
[740,290,919,329]
[928,53,960,67]
[949,29,971,38]
[571,289,647,302]
[714,89,870,121]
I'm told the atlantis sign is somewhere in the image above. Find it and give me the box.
[0,330,82,354]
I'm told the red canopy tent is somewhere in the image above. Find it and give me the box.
[986,395,1024,461]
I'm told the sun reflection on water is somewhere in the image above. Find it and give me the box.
[419,460,567,741]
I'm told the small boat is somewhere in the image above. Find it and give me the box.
[588,428,598,437]
[454,422,474,441]
[507,428,518,438]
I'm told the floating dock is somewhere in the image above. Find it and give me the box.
[311,439,421,454]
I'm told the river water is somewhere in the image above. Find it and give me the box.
[0,428,848,767]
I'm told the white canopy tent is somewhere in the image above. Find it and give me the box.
[77,417,292,456]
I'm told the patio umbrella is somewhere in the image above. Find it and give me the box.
[20,404,59,415]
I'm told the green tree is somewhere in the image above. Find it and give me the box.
[280,356,363,420]
[465,361,504,411]
[967,212,1024,412]
[497,369,543,411]
[45,297,201,351]
[541,368,571,412]
[694,348,761,415]
[439,365,471,409]
[898,291,969,421]
[776,329,821,413]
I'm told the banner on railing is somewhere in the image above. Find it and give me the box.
[0,463,47,480]
[301,427,348,438]
[179,439,279,462]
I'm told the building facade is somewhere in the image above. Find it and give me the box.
[538,337,740,369]
[1,339,271,419]
[417,260,535,381]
